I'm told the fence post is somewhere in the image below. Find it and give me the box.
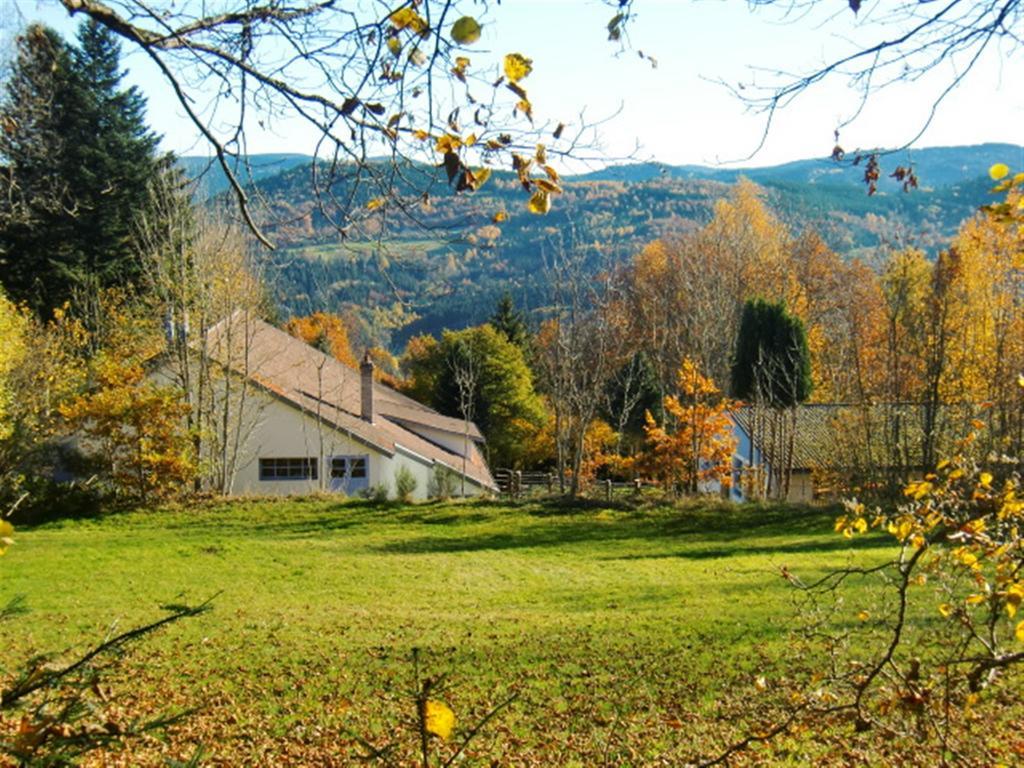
[605,478,612,502]
[547,472,554,494]
[514,470,522,501]
[633,478,642,498]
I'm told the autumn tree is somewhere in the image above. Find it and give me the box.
[59,291,195,502]
[134,171,267,494]
[625,180,796,396]
[640,358,736,495]
[535,248,633,496]
[284,311,358,368]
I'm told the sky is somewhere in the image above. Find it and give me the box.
[7,0,1024,170]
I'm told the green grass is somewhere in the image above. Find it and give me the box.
[1,498,904,764]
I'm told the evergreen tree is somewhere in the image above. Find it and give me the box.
[0,26,75,313]
[0,21,163,319]
[730,298,812,408]
[489,291,529,349]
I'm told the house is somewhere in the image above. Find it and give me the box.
[156,313,496,499]
[727,403,980,503]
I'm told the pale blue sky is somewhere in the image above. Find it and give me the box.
[8,0,1024,168]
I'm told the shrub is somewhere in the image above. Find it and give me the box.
[365,481,390,503]
[428,465,458,500]
[394,465,418,503]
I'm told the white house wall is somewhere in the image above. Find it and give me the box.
[152,359,489,500]
[227,389,382,496]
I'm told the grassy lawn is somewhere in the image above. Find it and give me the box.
[0,497,964,765]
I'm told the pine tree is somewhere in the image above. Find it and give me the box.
[0,25,75,313]
[489,291,529,349]
[65,21,162,291]
[0,21,163,319]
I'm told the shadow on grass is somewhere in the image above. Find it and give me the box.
[601,534,893,561]
[370,503,883,557]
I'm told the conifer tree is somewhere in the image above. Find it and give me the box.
[730,298,812,408]
[489,291,529,350]
[0,21,163,319]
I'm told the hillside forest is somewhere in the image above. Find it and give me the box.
[1,20,1024,513]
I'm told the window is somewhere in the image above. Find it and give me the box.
[259,457,318,481]
[331,456,367,479]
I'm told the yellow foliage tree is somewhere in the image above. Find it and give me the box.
[59,292,195,502]
[0,291,27,443]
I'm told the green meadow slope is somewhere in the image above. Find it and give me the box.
[2,499,1019,765]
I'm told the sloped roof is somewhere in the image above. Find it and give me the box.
[730,403,978,471]
[204,312,495,489]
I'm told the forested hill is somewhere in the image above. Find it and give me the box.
[182,143,1020,350]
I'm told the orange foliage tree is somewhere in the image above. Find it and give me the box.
[283,311,358,368]
[640,359,736,495]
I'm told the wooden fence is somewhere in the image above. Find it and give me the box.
[493,469,648,501]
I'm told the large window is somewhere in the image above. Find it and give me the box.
[331,456,367,479]
[259,457,318,481]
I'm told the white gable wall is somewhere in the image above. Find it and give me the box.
[390,419,473,457]
[230,388,387,496]
[151,357,491,500]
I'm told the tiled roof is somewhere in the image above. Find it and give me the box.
[205,312,495,489]
[730,403,978,470]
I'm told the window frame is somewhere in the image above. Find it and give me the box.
[258,457,318,481]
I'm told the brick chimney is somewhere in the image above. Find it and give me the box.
[360,351,375,423]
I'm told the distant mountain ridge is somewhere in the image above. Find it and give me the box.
[178,143,1021,349]
[177,153,312,196]
[179,142,1023,195]
[575,143,1024,189]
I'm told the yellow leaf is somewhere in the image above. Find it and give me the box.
[857,610,870,622]
[504,53,533,83]
[390,7,429,35]
[1006,583,1024,617]
[451,56,471,79]
[0,519,12,555]
[424,700,455,740]
[535,144,547,165]
[754,675,767,691]
[938,603,953,618]
[535,178,563,194]
[527,188,550,215]
[387,37,402,57]
[979,472,993,488]
[989,163,1010,181]
[413,129,431,141]
[461,166,491,191]
[493,210,508,223]
[435,133,462,153]
[451,16,481,45]
[1016,620,1024,642]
